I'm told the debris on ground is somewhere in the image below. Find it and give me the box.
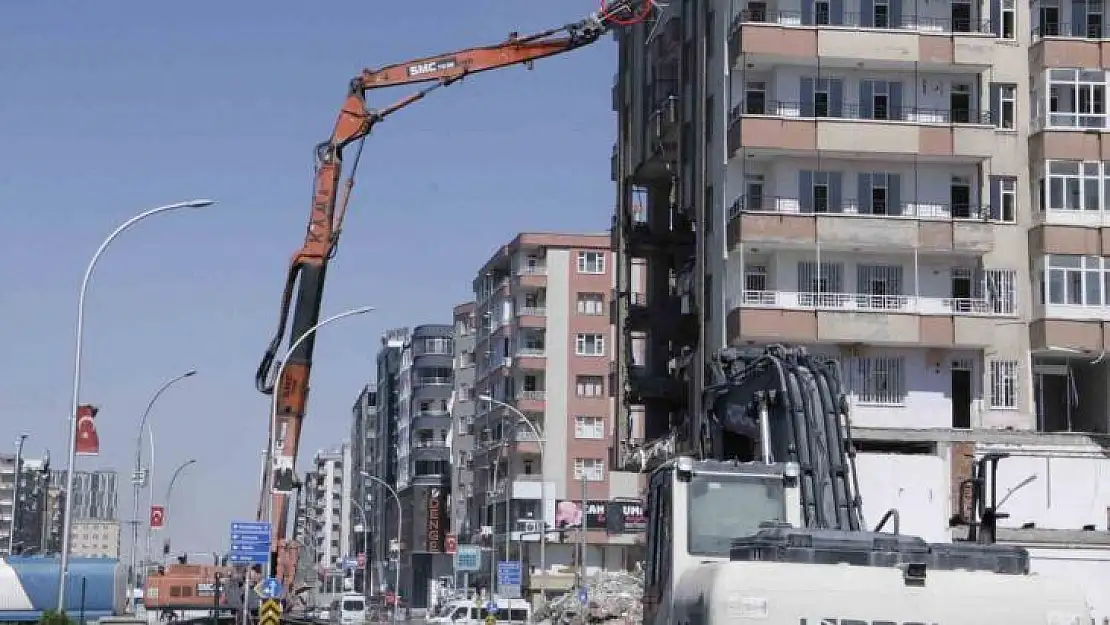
[533,568,644,625]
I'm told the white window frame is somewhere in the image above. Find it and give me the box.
[573,458,605,481]
[1001,0,1016,38]
[576,375,605,397]
[1043,160,1106,214]
[1042,254,1109,307]
[575,333,606,356]
[999,84,1016,129]
[574,416,605,439]
[1045,69,1108,129]
[576,292,606,315]
[998,177,1017,223]
[577,251,606,274]
[850,356,907,405]
[989,360,1019,409]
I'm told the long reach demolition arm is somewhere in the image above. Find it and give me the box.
[253,0,655,584]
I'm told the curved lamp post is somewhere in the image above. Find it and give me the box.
[360,471,401,625]
[162,459,197,563]
[479,395,547,580]
[263,306,376,575]
[349,500,370,596]
[128,370,198,611]
[58,199,216,612]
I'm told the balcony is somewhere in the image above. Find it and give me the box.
[643,95,679,175]
[729,100,994,161]
[514,265,547,289]
[517,306,547,329]
[1030,19,1110,70]
[727,195,996,253]
[728,8,996,69]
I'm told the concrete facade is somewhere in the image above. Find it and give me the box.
[451,303,478,546]
[470,233,644,594]
[307,445,353,571]
[70,519,120,558]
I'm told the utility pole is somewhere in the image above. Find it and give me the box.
[8,434,29,556]
[578,474,587,586]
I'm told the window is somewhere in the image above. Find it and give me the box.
[797,261,845,307]
[859,172,901,216]
[991,83,1016,129]
[850,356,907,405]
[578,251,605,274]
[1042,254,1110,306]
[576,375,605,397]
[989,175,1018,222]
[856,265,905,310]
[1041,160,1106,213]
[800,77,843,118]
[705,11,715,57]
[423,337,452,355]
[705,184,714,233]
[989,360,1019,409]
[745,81,766,115]
[1045,69,1107,129]
[576,333,606,356]
[860,80,902,121]
[1000,0,1015,38]
[577,292,605,315]
[573,458,605,481]
[798,170,842,213]
[574,416,605,439]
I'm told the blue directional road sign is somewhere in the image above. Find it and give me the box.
[258,577,282,599]
[578,587,588,604]
[229,521,272,565]
[485,601,498,615]
[453,545,481,572]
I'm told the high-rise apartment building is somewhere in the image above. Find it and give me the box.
[51,469,118,520]
[70,519,121,558]
[471,233,643,595]
[307,445,352,570]
[369,329,406,597]
[350,383,378,588]
[1,456,62,556]
[612,3,1110,616]
[451,303,478,545]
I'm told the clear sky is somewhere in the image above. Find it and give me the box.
[0,0,616,555]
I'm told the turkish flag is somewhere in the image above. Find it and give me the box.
[150,505,165,529]
[75,404,100,456]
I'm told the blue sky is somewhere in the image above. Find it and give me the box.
[0,0,616,554]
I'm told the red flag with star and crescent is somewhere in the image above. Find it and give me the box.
[75,404,100,456]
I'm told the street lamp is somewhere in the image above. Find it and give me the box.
[8,434,29,556]
[263,306,376,577]
[359,471,401,625]
[162,459,197,564]
[129,370,198,611]
[58,198,216,612]
[349,500,370,596]
[479,395,547,580]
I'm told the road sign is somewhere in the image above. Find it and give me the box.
[578,587,588,604]
[445,533,458,554]
[257,577,281,599]
[454,545,481,572]
[149,506,165,529]
[497,561,522,599]
[259,598,282,625]
[229,520,271,565]
[485,601,498,615]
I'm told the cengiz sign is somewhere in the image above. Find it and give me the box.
[426,487,445,552]
[554,500,647,533]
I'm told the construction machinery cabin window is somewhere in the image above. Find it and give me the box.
[687,474,786,557]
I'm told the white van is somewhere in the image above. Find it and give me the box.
[428,597,531,625]
[328,593,367,625]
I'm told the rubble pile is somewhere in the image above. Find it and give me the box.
[534,569,644,625]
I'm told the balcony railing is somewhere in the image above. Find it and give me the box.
[516,265,547,276]
[412,439,449,449]
[729,195,992,222]
[518,306,547,317]
[732,100,993,125]
[517,347,546,357]
[736,290,1016,316]
[517,390,547,402]
[1031,21,1110,40]
[415,376,453,385]
[731,9,993,35]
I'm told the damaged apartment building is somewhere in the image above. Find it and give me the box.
[611,0,1110,615]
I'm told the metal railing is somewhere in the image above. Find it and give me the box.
[735,290,1016,316]
[731,100,993,125]
[731,9,993,34]
[516,265,547,276]
[729,194,993,222]
[1031,21,1110,39]
[517,390,547,402]
[517,347,546,357]
[518,306,547,316]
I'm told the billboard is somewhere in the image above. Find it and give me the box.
[554,500,647,533]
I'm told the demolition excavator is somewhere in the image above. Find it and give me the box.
[247,0,654,606]
[638,345,1091,625]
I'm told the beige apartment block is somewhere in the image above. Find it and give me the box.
[469,233,643,593]
[70,519,120,558]
[611,2,1110,615]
